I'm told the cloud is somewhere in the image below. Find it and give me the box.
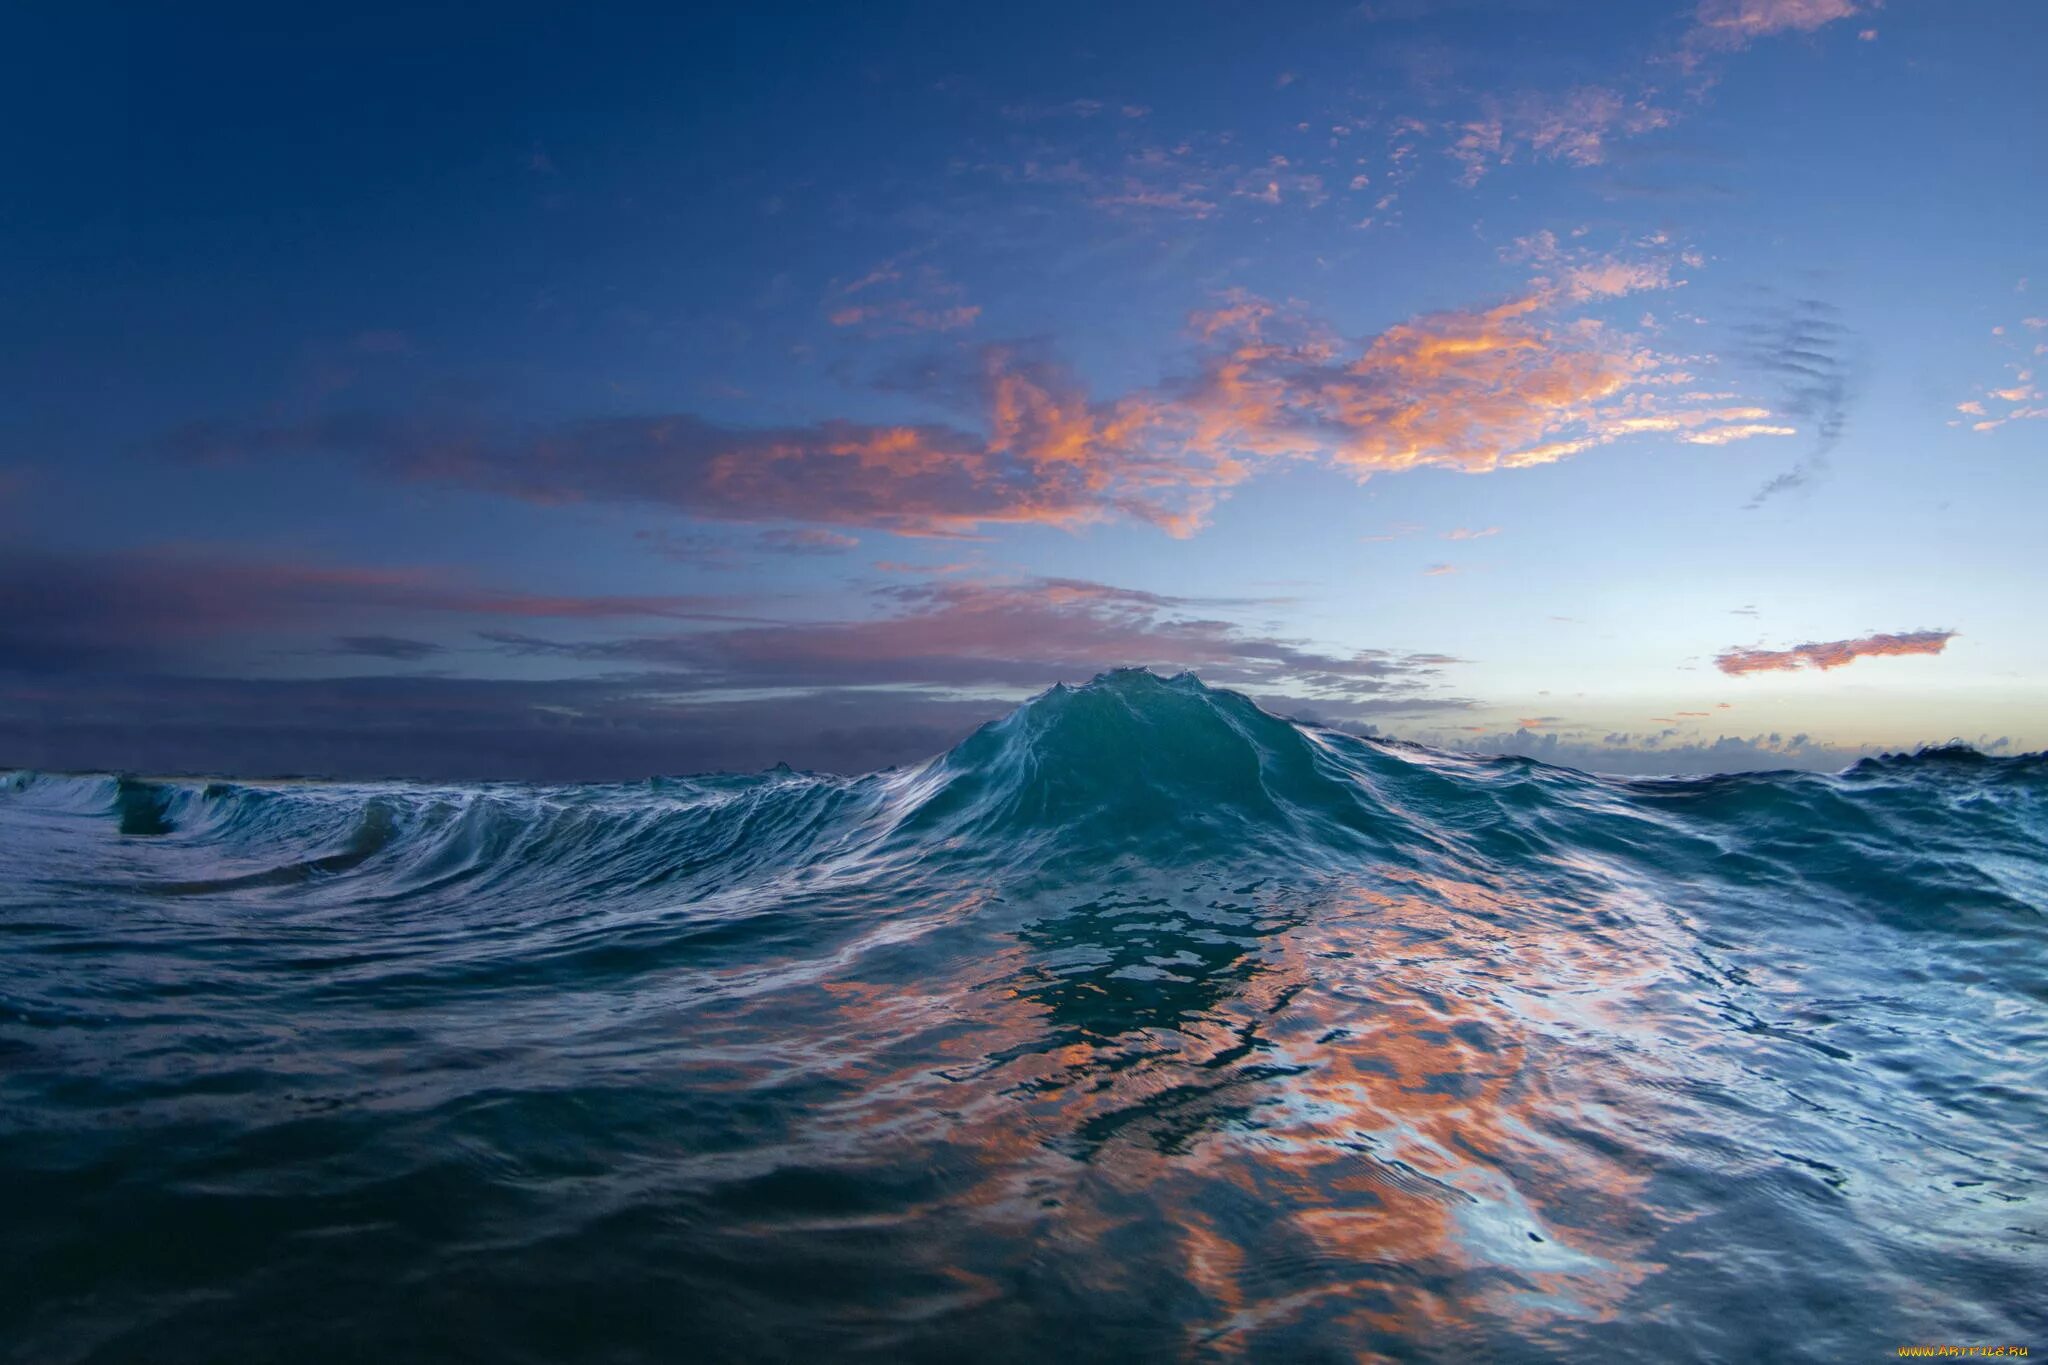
[1448,725,1894,776]
[1412,0,1867,190]
[967,135,1226,221]
[1449,88,1673,185]
[825,254,981,334]
[1504,229,1684,303]
[1958,336,2048,431]
[757,528,859,554]
[997,98,1146,122]
[478,574,1460,705]
[871,559,977,575]
[0,669,1017,782]
[0,546,766,672]
[160,386,1187,539]
[163,271,1788,540]
[1441,526,1499,540]
[1733,295,1855,507]
[1715,629,1957,676]
[1173,285,1788,481]
[636,526,862,567]
[1422,563,1458,576]
[0,540,1982,777]
[0,551,1473,779]
[1689,0,1864,51]
[332,635,443,661]
[1686,421,1798,445]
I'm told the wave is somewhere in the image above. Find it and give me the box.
[3,670,2045,1361]
[9,668,2042,915]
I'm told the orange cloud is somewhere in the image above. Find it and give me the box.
[1171,285,1787,483]
[1958,350,2048,433]
[169,275,1790,539]
[1715,629,1957,676]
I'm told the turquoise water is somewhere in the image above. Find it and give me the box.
[2,670,2043,1361]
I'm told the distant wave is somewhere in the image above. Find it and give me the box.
[3,670,2044,1362]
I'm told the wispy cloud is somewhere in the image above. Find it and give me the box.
[0,546,767,671]
[481,574,1460,706]
[1954,318,2047,432]
[1504,229,1689,303]
[758,528,859,555]
[1734,295,1856,507]
[0,544,1464,713]
[827,255,981,334]
[331,634,443,661]
[0,669,1017,782]
[1687,0,1866,55]
[1448,87,1672,185]
[870,559,978,575]
[637,527,860,567]
[1172,279,1787,483]
[1715,628,1957,676]
[997,98,1148,122]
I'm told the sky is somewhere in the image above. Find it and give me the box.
[3,0,2045,780]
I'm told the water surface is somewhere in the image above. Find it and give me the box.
[2,671,2043,1361]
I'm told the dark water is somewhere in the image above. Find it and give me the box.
[3,670,2044,1363]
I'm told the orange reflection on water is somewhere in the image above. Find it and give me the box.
[1188,868,1674,1347]
[657,867,1688,1354]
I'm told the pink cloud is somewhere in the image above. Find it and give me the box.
[827,259,980,334]
[1960,353,2048,433]
[1715,629,1957,676]
[1690,0,1864,50]
[484,574,1467,714]
[168,274,1790,540]
[1172,287,1788,483]
[1447,87,1672,184]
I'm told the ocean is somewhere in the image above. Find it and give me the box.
[2,669,2042,1362]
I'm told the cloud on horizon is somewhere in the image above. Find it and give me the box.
[1443,722,2005,777]
[1715,628,1957,676]
[0,545,1473,777]
[0,546,769,672]
[477,574,1462,706]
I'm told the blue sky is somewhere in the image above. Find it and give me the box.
[3,0,2043,778]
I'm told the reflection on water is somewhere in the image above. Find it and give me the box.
[2,673,2045,1362]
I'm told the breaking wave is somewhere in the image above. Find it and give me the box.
[2,669,2043,1362]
